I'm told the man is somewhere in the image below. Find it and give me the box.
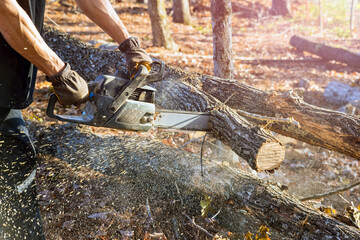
[0,0,152,238]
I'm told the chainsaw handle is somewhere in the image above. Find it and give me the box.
[142,59,165,86]
[46,94,94,124]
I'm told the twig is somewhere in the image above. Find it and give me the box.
[45,15,65,32]
[180,135,206,149]
[200,133,208,176]
[300,180,360,201]
[146,197,156,231]
[236,109,301,129]
[174,181,184,205]
[297,215,310,240]
[182,213,214,238]
[211,207,222,220]
[222,92,236,106]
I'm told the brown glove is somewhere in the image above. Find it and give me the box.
[119,37,152,77]
[47,63,89,105]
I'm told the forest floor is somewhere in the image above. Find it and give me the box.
[21,0,360,239]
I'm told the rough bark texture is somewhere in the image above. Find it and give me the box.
[172,0,191,24]
[270,0,291,17]
[199,76,360,160]
[211,0,233,79]
[42,27,284,171]
[290,35,360,68]
[42,27,360,161]
[148,0,177,50]
[30,122,360,240]
[210,108,285,170]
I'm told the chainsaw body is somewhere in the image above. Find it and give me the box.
[47,60,210,132]
[48,64,158,131]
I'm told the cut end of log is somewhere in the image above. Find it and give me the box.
[256,141,285,171]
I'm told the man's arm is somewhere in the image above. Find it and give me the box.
[0,0,65,77]
[75,0,152,75]
[75,0,130,45]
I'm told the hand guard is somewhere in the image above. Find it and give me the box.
[47,63,89,105]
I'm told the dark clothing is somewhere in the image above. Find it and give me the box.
[0,109,45,240]
[0,0,46,239]
[0,0,45,109]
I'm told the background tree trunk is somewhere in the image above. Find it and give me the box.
[211,0,233,79]
[172,0,192,24]
[211,0,234,163]
[148,0,177,50]
[270,0,292,17]
[350,0,357,35]
[318,0,323,31]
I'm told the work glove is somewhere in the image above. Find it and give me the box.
[47,63,89,105]
[118,37,152,77]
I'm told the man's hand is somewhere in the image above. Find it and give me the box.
[119,37,152,77]
[47,63,89,106]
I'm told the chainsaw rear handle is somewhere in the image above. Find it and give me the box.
[143,59,165,85]
[46,94,94,124]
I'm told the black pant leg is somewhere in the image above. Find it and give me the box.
[0,109,45,240]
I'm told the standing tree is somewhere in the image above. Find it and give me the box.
[148,0,177,50]
[319,0,323,31]
[211,0,233,79]
[270,0,292,17]
[211,0,234,162]
[173,0,192,24]
[350,0,357,35]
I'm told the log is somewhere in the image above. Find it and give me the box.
[198,77,360,160]
[290,34,360,68]
[42,27,360,161]
[30,122,360,239]
[42,26,284,171]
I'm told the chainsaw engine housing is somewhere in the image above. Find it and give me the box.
[90,74,156,131]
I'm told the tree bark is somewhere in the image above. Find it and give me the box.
[155,80,284,170]
[172,0,191,24]
[148,0,177,50]
[42,27,360,161]
[270,0,292,17]
[319,0,323,31]
[31,123,360,239]
[211,0,234,162]
[290,35,360,68]
[350,0,357,35]
[211,0,233,79]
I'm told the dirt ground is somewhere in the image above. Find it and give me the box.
[21,0,360,239]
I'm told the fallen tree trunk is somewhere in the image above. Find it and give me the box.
[42,27,360,161]
[290,34,360,68]
[42,27,284,171]
[31,122,360,239]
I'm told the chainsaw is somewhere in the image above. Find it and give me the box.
[46,60,210,132]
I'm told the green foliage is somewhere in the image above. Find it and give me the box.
[192,24,212,34]
[331,26,352,39]
[200,194,212,217]
[292,0,359,36]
